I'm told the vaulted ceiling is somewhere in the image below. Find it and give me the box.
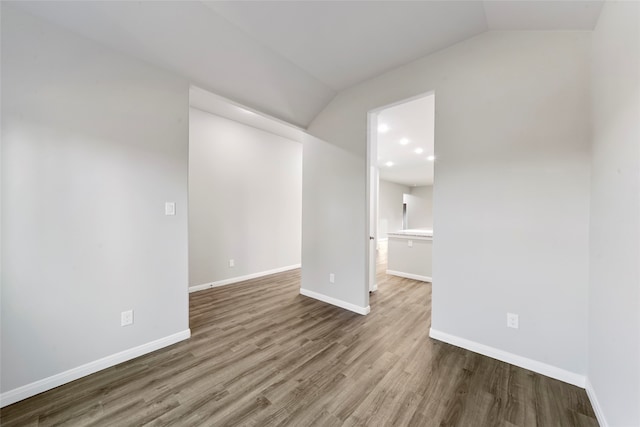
[8,1,603,128]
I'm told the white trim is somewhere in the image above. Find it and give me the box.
[378,237,389,242]
[386,270,432,283]
[0,329,191,408]
[300,288,370,315]
[585,378,609,427]
[429,328,586,388]
[189,264,301,293]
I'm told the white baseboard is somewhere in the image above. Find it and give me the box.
[386,270,432,283]
[189,264,301,293]
[300,288,370,315]
[585,378,609,427]
[429,328,585,388]
[0,329,191,408]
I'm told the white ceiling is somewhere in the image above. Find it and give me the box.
[377,94,435,187]
[204,1,488,91]
[206,0,603,91]
[483,1,604,30]
[6,1,604,128]
[6,1,334,128]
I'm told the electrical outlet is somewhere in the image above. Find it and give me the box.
[165,202,176,216]
[229,259,235,267]
[121,310,134,327]
[408,240,413,247]
[507,313,519,329]
[329,273,335,283]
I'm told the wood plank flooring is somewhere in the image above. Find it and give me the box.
[1,244,597,426]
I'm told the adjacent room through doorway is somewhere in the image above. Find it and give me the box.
[367,92,436,299]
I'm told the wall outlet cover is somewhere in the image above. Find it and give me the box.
[507,312,519,329]
[121,310,134,327]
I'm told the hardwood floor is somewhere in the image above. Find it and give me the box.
[1,244,597,426]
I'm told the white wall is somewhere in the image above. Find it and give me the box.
[378,179,410,238]
[1,6,190,403]
[301,133,368,313]
[588,2,640,426]
[189,108,302,288]
[408,185,433,229]
[308,31,591,380]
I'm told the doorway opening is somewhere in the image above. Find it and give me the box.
[187,86,305,312]
[366,92,436,299]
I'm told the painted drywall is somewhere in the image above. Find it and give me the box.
[1,5,189,397]
[378,179,410,239]
[588,2,640,425]
[301,133,368,312]
[189,108,302,288]
[308,31,591,376]
[408,185,433,229]
[402,192,431,230]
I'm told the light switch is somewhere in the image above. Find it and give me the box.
[408,240,413,247]
[165,202,176,216]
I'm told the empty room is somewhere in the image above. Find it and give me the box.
[1,1,638,426]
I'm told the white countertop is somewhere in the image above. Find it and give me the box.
[387,229,433,238]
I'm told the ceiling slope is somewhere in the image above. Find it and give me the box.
[205,1,488,91]
[6,1,335,128]
[5,1,604,128]
[484,1,603,30]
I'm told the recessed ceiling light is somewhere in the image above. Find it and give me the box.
[399,138,410,145]
[414,148,424,154]
[385,161,394,167]
[378,123,389,133]
[427,155,435,161]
